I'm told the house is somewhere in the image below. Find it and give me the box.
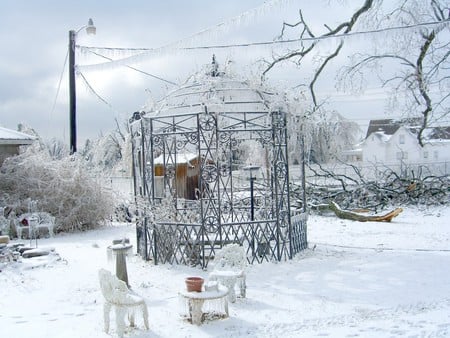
[361,119,450,174]
[0,126,35,166]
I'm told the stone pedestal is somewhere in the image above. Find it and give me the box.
[109,243,133,287]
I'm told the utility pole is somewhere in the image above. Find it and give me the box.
[69,30,77,154]
[68,19,96,154]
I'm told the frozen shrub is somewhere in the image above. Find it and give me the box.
[0,148,115,232]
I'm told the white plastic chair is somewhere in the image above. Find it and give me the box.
[98,269,149,337]
[208,244,247,302]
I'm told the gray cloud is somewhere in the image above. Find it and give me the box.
[0,0,406,145]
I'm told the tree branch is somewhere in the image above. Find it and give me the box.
[263,0,373,109]
[416,30,436,146]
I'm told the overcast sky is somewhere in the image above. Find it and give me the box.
[0,0,389,146]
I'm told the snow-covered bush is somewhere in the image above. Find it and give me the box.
[0,147,115,232]
[81,121,132,176]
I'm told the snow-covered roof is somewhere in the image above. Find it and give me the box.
[365,118,450,143]
[0,126,35,145]
[153,152,198,165]
[148,77,274,118]
[365,118,422,138]
[371,131,391,142]
[408,126,450,143]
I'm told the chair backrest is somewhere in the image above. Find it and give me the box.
[98,269,129,303]
[214,244,246,271]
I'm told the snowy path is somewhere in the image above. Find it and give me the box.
[1,206,449,337]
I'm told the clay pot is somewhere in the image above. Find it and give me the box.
[185,277,204,292]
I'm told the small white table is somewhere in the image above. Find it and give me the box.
[209,270,246,303]
[179,286,229,325]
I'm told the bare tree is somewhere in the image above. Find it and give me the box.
[264,0,449,148]
[339,0,450,146]
[287,111,361,164]
[261,1,373,165]
[262,0,373,110]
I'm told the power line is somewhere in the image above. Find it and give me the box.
[79,0,291,71]
[51,49,69,116]
[83,48,177,85]
[79,19,449,56]
[77,71,118,114]
[73,17,449,120]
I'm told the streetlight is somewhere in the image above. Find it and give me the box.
[69,18,96,154]
[243,165,260,221]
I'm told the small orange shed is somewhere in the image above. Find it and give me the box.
[153,152,202,200]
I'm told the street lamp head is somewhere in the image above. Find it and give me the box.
[86,18,96,35]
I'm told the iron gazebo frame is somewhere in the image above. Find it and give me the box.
[130,68,307,268]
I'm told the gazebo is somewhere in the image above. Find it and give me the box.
[130,57,307,268]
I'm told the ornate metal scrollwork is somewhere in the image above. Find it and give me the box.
[219,163,230,177]
[219,132,240,150]
[176,138,187,150]
[219,131,230,145]
[275,161,287,179]
[204,215,219,233]
[166,164,176,179]
[152,135,162,147]
[201,164,218,183]
[185,132,198,144]
[199,114,216,131]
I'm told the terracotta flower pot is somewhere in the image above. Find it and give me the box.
[185,277,204,292]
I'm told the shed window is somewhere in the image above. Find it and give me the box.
[399,134,405,144]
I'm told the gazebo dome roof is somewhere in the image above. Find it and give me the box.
[144,61,280,119]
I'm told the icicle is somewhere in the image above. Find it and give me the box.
[77,0,292,71]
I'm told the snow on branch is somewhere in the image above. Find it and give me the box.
[262,0,374,108]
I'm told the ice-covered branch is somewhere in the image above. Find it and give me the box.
[263,0,374,110]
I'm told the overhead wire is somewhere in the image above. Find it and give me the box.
[50,49,69,117]
[77,71,118,115]
[83,48,177,85]
[78,18,450,67]
[73,14,449,119]
[57,0,290,118]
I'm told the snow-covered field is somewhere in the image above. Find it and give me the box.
[1,206,449,337]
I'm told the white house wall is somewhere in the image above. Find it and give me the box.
[385,127,420,163]
[361,133,389,163]
[361,126,450,175]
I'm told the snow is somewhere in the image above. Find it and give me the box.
[1,206,450,337]
[153,152,198,165]
[0,126,35,145]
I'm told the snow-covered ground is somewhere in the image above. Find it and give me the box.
[1,206,449,337]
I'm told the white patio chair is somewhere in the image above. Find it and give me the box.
[98,269,149,337]
[208,244,247,302]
